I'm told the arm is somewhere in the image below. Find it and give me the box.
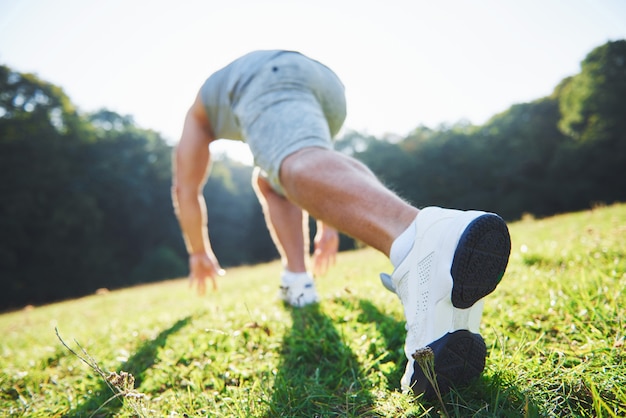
[312,220,339,277]
[172,92,224,294]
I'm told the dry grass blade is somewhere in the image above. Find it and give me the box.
[413,346,450,418]
[55,327,150,417]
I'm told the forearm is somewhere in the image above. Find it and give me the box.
[174,189,211,255]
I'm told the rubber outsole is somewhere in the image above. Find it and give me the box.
[450,214,511,309]
[410,330,486,398]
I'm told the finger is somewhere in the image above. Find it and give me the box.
[315,255,328,277]
[197,276,206,296]
[313,251,323,276]
[316,261,326,276]
[211,267,224,291]
[313,260,322,277]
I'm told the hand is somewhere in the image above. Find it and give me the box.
[312,224,339,277]
[188,252,225,295]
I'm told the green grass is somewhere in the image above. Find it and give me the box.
[1,203,625,417]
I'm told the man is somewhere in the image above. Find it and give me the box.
[171,50,511,396]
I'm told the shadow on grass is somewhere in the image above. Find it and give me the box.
[65,316,192,417]
[265,303,374,417]
[356,299,407,389]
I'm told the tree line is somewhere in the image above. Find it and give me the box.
[1,40,624,311]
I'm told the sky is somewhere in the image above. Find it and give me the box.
[1,0,625,163]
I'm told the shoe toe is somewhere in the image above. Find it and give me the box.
[280,277,318,307]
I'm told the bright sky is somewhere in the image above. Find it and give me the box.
[1,0,625,163]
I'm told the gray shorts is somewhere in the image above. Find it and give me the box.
[233,52,347,194]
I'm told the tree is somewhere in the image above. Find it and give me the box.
[0,66,103,307]
[558,40,626,142]
[556,40,626,207]
[82,110,186,286]
[477,97,568,218]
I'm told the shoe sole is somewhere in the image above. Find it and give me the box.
[450,214,511,309]
[410,213,510,395]
[410,330,486,398]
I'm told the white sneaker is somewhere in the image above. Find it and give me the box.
[380,207,510,397]
[279,271,319,307]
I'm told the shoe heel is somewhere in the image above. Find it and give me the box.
[410,330,486,397]
[450,214,511,309]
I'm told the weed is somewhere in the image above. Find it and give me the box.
[55,328,151,417]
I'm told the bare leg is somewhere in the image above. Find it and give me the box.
[279,147,419,256]
[252,168,309,273]
[280,147,511,396]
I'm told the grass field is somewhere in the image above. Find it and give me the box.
[1,204,625,417]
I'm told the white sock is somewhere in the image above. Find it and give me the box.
[389,217,418,268]
[281,270,310,284]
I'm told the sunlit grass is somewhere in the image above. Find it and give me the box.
[1,203,624,417]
